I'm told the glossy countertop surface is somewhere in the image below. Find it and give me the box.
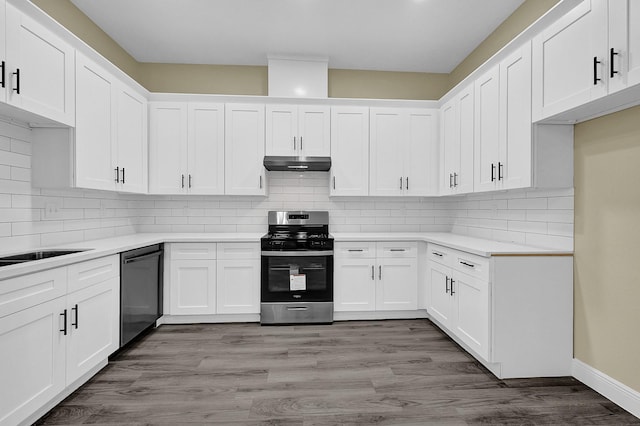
[0,232,572,280]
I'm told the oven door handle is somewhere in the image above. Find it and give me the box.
[261,251,334,257]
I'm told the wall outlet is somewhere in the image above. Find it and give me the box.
[44,203,61,219]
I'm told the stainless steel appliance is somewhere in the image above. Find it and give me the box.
[120,244,163,347]
[261,211,333,324]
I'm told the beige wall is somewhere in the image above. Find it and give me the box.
[448,0,560,90]
[329,69,448,100]
[574,106,640,392]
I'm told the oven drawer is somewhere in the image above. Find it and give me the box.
[377,242,417,258]
[335,242,376,259]
[168,243,217,260]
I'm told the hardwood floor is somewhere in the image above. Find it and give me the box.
[37,319,639,425]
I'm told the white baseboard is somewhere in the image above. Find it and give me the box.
[572,358,640,419]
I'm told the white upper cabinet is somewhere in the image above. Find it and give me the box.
[225,103,266,196]
[0,1,6,103]
[474,42,533,193]
[266,104,330,157]
[370,108,438,197]
[75,52,148,193]
[330,106,370,196]
[532,0,609,121]
[608,0,640,93]
[149,102,224,195]
[5,3,75,126]
[441,84,474,195]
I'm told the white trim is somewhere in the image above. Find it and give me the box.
[333,310,428,321]
[572,358,640,419]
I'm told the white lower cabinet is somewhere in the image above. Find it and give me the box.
[335,242,418,313]
[427,243,573,379]
[169,259,217,315]
[216,243,260,314]
[0,255,120,426]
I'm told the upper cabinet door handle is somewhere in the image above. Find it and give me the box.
[593,56,602,85]
[12,68,20,94]
[0,61,5,89]
[293,136,296,151]
[491,163,496,182]
[300,136,303,150]
[610,48,619,78]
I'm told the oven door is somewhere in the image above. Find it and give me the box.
[261,251,333,302]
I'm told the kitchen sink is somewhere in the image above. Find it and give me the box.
[0,249,88,267]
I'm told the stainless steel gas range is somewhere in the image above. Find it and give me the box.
[260,211,334,325]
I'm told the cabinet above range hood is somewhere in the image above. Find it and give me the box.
[263,156,331,172]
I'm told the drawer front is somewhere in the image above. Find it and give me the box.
[217,242,260,260]
[377,242,418,258]
[169,243,217,260]
[0,267,67,318]
[335,242,377,259]
[453,252,490,282]
[427,244,456,268]
[68,255,119,294]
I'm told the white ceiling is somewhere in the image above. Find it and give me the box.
[69,0,525,73]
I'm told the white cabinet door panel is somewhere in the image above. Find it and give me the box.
[609,0,640,92]
[453,271,490,361]
[115,86,147,193]
[170,260,216,315]
[457,86,475,194]
[266,104,297,156]
[474,65,500,193]
[216,259,260,314]
[0,1,6,103]
[188,103,225,195]
[334,258,376,312]
[428,261,452,328]
[225,104,266,196]
[376,258,417,311]
[149,103,188,194]
[330,107,369,196]
[299,105,330,156]
[406,109,437,196]
[370,108,404,196]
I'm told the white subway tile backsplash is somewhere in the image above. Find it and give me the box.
[0,165,10,179]
[507,197,548,210]
[548,196,574,210]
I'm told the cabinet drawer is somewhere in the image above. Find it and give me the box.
[427,244,457,267]
[377,242,417,258]
[335,242,377,259]
[218,242,260,260]
[169,243,217,260]
[453,252,490,282]
[68,255,119,293]
[0,267,67,318]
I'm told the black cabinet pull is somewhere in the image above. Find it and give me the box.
[432,252,443,257]
[181,174,185,188]
[300,136,303,150]
[60,309,67,335]
[379,265,382,280]
[453,173,458,187]
[259,175,262,189]
[491,163,496,182]
[0,61,5,88]
[450,279,455,296]
[445,276,450,294]
[71,304,79,329]
[406,176,409,190]
[610,48,619,78]
[594,56,602,85]
[449,173,453,188]
[371,265,374,280]
[460,261,475,268]
[348,249,364,252]
[498,162,503,181]
[188,174,192,188]
[399,177,403,190]
[333,176,336,190]
[12,68,20,94]
[114,167,120,183]
[121,167,125,184]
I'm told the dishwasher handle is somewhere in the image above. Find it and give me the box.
[123,250,162,264]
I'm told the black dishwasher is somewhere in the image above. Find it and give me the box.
[120,244,163,347]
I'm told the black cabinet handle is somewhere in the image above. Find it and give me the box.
[12,68,20,94]
[594,56,602,85]
[453,173,458,187]
[498,162,503,181]
[188,174,192,188]
[121,167,125,184]
[432,252,443,257]
[491,163,496,182]
[300,136,303,150]
[71,304,79,329]
[379,265,382,280]
[445,276,450,294]
[406,177,409,190]
[399,177,403,190]
[259,175,263,189]
[348,249,364,252]
[0,61,5,89]
[371,265,374,280]
[610,48,619,78]
[114,167,120,183]
[450,279,455,296]
[333,176,336,190]
[460,261,475,268]
[60,309,67,335]
[181,174,185,188]
[449,173,453,188]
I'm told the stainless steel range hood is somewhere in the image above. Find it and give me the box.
[263,156,331,172]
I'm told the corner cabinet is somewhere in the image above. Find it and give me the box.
[265,104,330,157]
[4,2,75,126]
[149,102,225,195]
[370,108,439,197]
[330,106,370,196]
[426,243,573,379]
[225,103,266,196]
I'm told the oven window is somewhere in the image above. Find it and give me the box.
[262,255,333,302]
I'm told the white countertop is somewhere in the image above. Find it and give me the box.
[0,232,572,281]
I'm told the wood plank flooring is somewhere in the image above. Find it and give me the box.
[37,319,639,425]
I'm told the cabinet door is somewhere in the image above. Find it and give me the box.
[405,109,437,196]
[330,106,369,196]
[66,278,119,384]
[457,86,475,194]
[115,84,148,194]
[427,261,453,329]
[0,1,6,103]
[452,271,490,361]
[474,65,500,193]
[149,102,188,194]
[170,260,216,315]
[532,0,608,120]
[609,0,640,92]
[216,259,260,314]
[74,53,114,191]
[376,258,418,311]
[224,103,266,195]
[0,297,66,426]
[188,103,225,195]
[370,108,405,196]
[440,98,458,195]
[265,104,296,156]
[334,257,376,312]
[299,105,330,156]
[500,41,532,190]
[5,3,75,126]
